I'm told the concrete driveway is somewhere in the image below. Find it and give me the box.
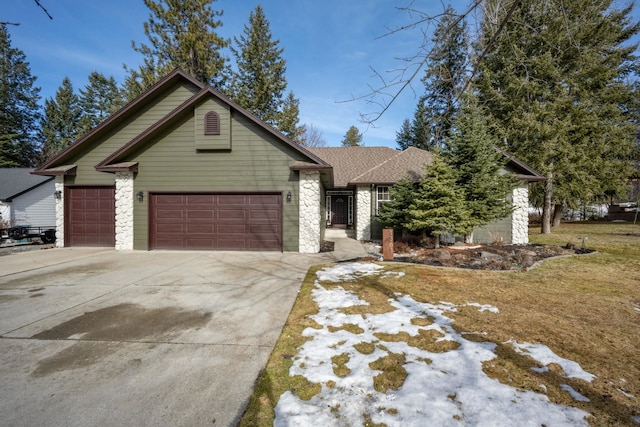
[0,242,367,427]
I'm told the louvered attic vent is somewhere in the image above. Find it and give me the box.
[204,111,220,135]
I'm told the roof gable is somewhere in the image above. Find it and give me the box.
[35,68,329,175]
[34,69,204,174]
[97,85,329,170]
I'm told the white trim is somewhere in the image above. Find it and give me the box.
[54,177,64,248]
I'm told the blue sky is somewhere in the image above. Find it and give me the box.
[4,0,640,148]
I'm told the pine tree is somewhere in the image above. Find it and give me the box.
[341,125,363,147]
[400,6,468,151]
[443,95,514,241]
[230,5,287,127]
[125,0,229,97]
[476,0,639,233]
[378,177,416,232]
[277,92,305,143]
[0,25,41,167]
[79,71,125,131]
[407,156,471,247]
[39,77,83,161]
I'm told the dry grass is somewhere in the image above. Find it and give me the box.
[239,222,640,426]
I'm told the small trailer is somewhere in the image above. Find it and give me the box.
[0,226,56,245]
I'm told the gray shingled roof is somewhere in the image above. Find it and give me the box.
[307,146,399,187]
[0,168,53,201]
[308,146,432,187]
[351,147,433,184]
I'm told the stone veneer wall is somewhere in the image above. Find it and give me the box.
[54,176,64,248]
[511,184,529,245]
[115,172,134,250]
[356,185,371,241]
[299,170,321,253]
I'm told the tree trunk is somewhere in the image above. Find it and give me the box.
[434,234,441,249]
[541,173,553,234]
[552,203,564,227]
[464,232,473,244]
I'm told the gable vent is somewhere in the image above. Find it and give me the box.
[204,111,220,135]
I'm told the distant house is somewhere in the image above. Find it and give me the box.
[34,68,542,252]
[0,169,55,228]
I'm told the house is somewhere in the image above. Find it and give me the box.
[0,168,55,228]
[308,146,544,245]
[34,68,542,252]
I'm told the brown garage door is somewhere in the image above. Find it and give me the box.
[66,186,115,247]
[150,193,282,251]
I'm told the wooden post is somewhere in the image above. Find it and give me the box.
[382,228,394,261]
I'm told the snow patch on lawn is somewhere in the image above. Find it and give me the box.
[506,340,596,382]
[274,262,591,426]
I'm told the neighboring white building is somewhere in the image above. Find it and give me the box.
[0,169,55,228]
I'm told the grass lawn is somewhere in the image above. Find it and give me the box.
[239,222,640,426]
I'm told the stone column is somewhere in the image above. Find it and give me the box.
[54,176,64,248]
[511,184,529,245]
[298,170,321,253]
[115,172,134,250]
[356,185,371,241]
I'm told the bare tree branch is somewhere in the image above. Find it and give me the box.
[344,0,520,125]
[34,0,53,20]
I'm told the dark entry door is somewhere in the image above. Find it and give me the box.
[330,195,348,225]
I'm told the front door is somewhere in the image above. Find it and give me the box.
[331,195,348,226]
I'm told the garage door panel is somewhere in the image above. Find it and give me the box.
[156,223,185,233]
[186,224,216,233]
[186,195,217,204]
[218,195,247,205]
[250,209,280,221]
[67,187,115,247]
[218,224,248,234]
[218,209,247,220]
[150,193,281,251]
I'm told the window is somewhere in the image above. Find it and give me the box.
[376,186,391,215]
[204,111,220,135]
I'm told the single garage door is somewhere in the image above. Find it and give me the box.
[66,186,115,247]
[150,193,282,251]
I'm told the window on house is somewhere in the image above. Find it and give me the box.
[376,186,391,215]
[204,111,220,135]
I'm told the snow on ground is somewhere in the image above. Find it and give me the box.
[274,262,592,427]
[506,340,596,382]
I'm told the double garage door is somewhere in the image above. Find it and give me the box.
[150,193,282,251]
[66,188,282,251]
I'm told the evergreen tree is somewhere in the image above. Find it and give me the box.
[396,119,413,150]
[79,71,125,131]
[341,125,363,146]
[278,91,305,143]
[443,95,514,241]
[125,0,229,97]
[39,77,83,161]
[476,0,639,233]
[407,156,471,247]
[0,25,41,167]
[400,6,468,151]
[378,177,416,232]
[230,5,287,127]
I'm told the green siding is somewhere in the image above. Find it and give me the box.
[63,82,200,186]
[131,111,305,251]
